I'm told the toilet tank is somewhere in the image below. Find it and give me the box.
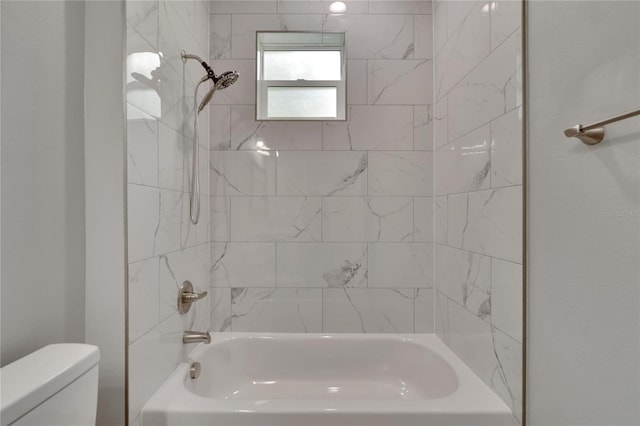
[0,344,100,426]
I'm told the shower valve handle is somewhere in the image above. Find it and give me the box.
[182,290,208,302]
[177,280,208,314]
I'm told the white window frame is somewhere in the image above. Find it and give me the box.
[256,32,347,121]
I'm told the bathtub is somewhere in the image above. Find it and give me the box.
[142,333,514,426]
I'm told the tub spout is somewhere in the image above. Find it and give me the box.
[183,331,211,344]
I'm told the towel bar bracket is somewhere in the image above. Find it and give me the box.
[564,108,640,145]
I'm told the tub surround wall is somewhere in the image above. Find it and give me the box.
[125,1,211,424]
[432,0,523,421]
[207,0,435,334]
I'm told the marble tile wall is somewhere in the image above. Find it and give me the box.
[208,0,435,334]
[433,0,523,422]
[126,1,211,424]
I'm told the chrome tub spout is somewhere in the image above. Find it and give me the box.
[183,331,211,344]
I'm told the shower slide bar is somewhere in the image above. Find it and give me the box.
[564,108,640,145]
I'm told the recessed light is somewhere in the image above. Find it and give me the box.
[329,1,347,14]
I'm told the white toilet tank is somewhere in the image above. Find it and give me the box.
[0,344,100,426]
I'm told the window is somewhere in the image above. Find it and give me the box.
[256,32,346,121]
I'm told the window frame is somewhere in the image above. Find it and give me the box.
[256,32,347,121]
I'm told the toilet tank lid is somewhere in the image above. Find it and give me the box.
[0,344,100,426]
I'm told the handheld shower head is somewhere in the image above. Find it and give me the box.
[197,70,239,112]
[214,70,239,90]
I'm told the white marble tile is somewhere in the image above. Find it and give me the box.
[158,121,190,192]
[447,192,467,249]
[198,143,210,197]
[127,118,158,186]
[324,14,414,59]
[323,197,413,242]
[435,123,491,195]
[212,1,278,14]
[154,57,194,133]
[368,151,432,196]
[434,289,449,338]
[322,106,413,150]
[414,288,434,333]
[231,105,322,151]
[414,14,433,60]
[491,258,522,342]
[209,287,232,332]
[128,316,179,422]
[129,309,199,418]
[435,1,490,100]
[127,0,159,50]
[458,186,522,263]
[490,327,523,422]
[346,60,368,105]
[210,196,231,241]
[435,244,491,320]
[210,151,276,196]
[448,29,521,141]
[230,197,322,241]
[413,105,433,150]
[413,196,433,242]
[130,414,142,426]
[158,1,206,73]
[322,289,415,333]
[231,288,322,332]
[194,194,210,245]
[433,96,448,148]
[447,0,476,38]
[209,60,256,105]
[368,243,433,288]
[210,242,276,287]
[210,105,231,150]
[277,243,367,287]
[490,0,522,51]
[433,0,448,54]
[368,59,432,105]
[369,1,432,14]
[232,14,323,59]
[154,189,196,255]
[128,257,160,343]
[491,107,523,188]
[434,195,447,244]
[192,1,211,56]
[158,244,210,320]
[210,14,231,59]
[128,184,160,262]
[276,0,324,13]
[435,292,497,387]
[277,151,367,196]
[126,30,162,121]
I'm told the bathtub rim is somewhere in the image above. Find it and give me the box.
[142,333,512,420]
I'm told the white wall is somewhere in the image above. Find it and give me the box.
[527,1,640,425]
[1,0,86,366]
[84,1,127,425]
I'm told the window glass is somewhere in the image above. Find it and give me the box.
[263,51,341,81]
[267,87,337,118]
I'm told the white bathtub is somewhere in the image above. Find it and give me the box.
[142,333,514,426]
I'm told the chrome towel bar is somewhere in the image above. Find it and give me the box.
[564,108,640,145]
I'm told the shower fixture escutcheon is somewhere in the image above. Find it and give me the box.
[177,280,208,314]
